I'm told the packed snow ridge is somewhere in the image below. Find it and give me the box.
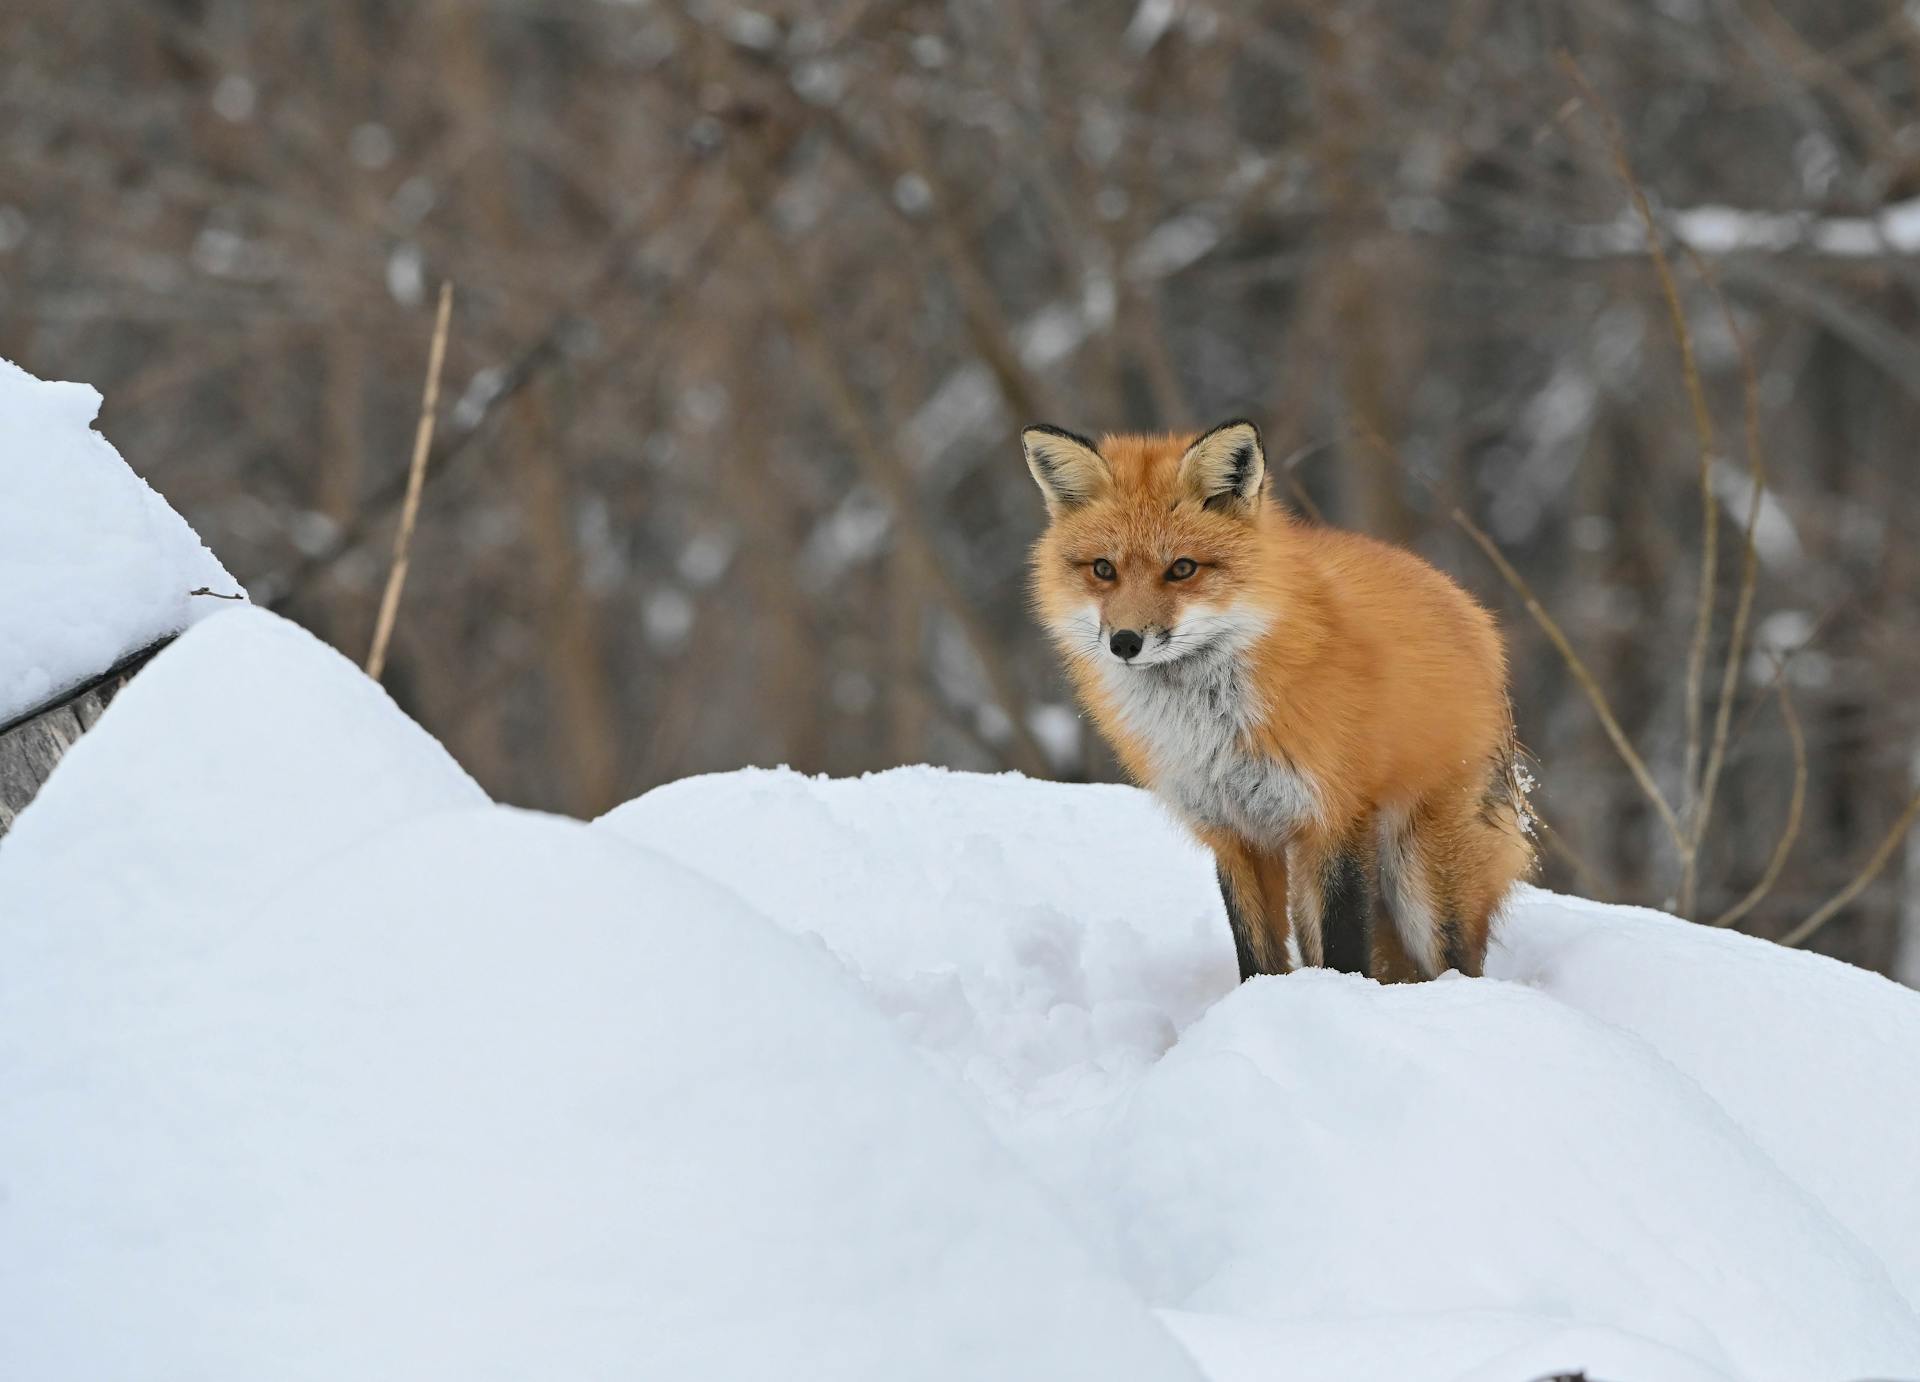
[0,358,242,723]
[3,363,1918,1380]
[2,610,1918,1382]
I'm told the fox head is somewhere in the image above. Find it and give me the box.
[1022,419,1278,670]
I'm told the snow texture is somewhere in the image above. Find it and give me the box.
[603,770,1920,1381]
[0,609,1200,1382]
[0,357,241,723]
[4,606,1919,1381]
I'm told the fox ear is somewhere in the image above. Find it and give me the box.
[1177,419,1266,514]
[1021,425,1111,513]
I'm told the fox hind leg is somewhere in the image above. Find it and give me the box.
[1385,786,1534,979]
[1367,871,1426,984]
[1443,811,1534,978]
[1377,810,1450,980]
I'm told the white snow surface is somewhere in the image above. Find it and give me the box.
[603,771,1920,1380]
[0,610,1199,1382]
[4,606,1920,1381]
[0,356,240,723]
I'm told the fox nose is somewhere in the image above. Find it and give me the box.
[1109,628,1144,661]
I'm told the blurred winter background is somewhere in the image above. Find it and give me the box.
[3,0,1916,978]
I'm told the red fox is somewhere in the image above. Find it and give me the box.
[1022,419,1534,982]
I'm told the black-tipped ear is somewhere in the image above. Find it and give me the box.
[1021,425,1111,513]
[1177,419,1266,513]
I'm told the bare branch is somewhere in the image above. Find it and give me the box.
[1451,505,1687,853]
[1531,805,1613,904]
[1274,443,1329,525]
[1710,672,1806,929]
[1780,787,1920,949]
[1684,245,1770,898]
[1347,413,1686,853]
[1558,54,1718,910]
[367,282,453,683]
[259,158,716,610]
[733,204,1053,778]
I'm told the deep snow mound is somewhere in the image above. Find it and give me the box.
[1098,970,1910,1379]
[4,608,1919,1382]
[0,609,1201,1382]
[600,766,1229,1134]
[603,766,1920,1379]
[0,357,240,722]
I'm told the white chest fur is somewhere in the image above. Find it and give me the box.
[1099,644,1319,843]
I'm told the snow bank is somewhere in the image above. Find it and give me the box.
[1097,971,1912,1379]
[0,357,240,723]
[1501,893,1920,1308]
[0,610,483,925]
[603,768,1920,1380]
[0,608,1200,1382]
[601,766,1228,1151]
[5,606,1920,1381]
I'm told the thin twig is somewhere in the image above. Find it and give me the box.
[1684,245,1769,895]
[188,586,245,600]
[1531,804,1612,903]
[366,282,453,682]
[1709,671,1805,929]
[1346,413,1686,853]
[1559,54,1718,910]
[680,5,1053,426]
[1724,597,1846,754]
[733,205,1052,778]
[1451,505,1687,851]
[1274,442,1328,524]
[1779,786,1920,949]
[260,156,717,611]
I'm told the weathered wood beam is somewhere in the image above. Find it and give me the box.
[0,639,170,839]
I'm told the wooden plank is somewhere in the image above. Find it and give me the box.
[0,641,167,840]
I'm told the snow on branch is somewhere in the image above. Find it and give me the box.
[1574,196,1920,258]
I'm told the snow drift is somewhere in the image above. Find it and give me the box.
[0,357,241,723]
[4,606,1919,1381]
[602,767,1920,1379]
[0,611,1198,1382]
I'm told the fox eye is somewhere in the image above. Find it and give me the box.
[1166,558,1198,581]
[1091,558,1117,581]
